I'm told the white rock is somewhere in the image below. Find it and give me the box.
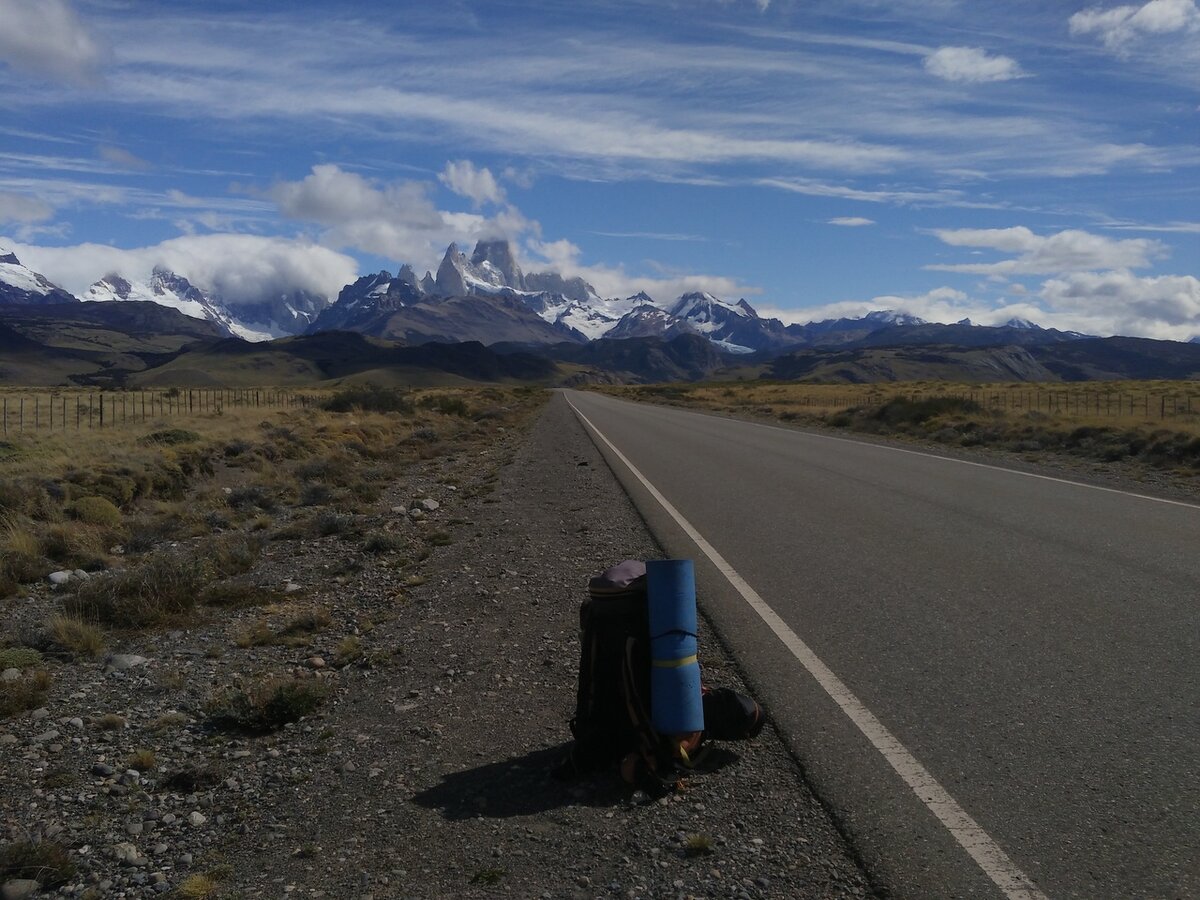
[0,668,19,682]
[72,569,90,580]
[284,582,301,594]
[1,879,41,900]
[104,654,150,671]
[420,498,440,511]
[48,570,72,585]
[186,811,207,827]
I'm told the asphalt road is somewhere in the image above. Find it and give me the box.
[563,390,1200,900]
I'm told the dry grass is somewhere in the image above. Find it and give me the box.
[127,749,157,771]
[0,839,76,887]
[95,713,126,730]
[47,613,106,657]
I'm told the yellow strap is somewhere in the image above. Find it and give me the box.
[652,654,698,669]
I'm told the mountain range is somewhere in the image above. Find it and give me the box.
[3,242,1200,388]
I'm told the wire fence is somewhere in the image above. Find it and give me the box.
[783,388,1198,419]
[0,389,316,436]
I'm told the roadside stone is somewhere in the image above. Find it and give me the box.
[285,582,302,594]
[31,729,59,743]
[1,879,41,900]
[305,657,326,669]
[29,708,49,720]
[0,734,16,745]
[187,812,207,827]
[0,669,19,682]
[92,763,115,777]
[419,498,440,512]
[48,570,72,585]
[104,654,150,672]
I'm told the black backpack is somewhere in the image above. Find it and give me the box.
[555,560,765,795]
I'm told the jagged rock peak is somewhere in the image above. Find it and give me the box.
[626,291,655,305]
[471,239,525,290]
[736,298,758,318]
[0,249,20,266]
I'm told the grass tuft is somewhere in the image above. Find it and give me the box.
[62,552,204,628]
[47,614,106,657]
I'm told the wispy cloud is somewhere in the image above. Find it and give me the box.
[926,226,1168,275]
[0,0,108,85]
[828,216,876,226]
[98,145,152,171]
[0,191,53,224]
[590,230,710,241]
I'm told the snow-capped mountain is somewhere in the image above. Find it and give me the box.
[0,249,77,305]
[606,303,698,340]
[307,269,424,333]
[83,268,324,342]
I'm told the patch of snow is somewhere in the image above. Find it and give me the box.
[712,339,755,354]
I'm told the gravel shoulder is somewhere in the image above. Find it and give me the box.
[211,392,870,898]
[2,393,872,899]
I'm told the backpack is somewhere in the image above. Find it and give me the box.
[555,560,765,796]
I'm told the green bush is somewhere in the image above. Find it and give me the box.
[0,647,42,669]
[870,397,983,428]
[68,496,122,527]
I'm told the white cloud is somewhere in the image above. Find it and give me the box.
[7,234,358,305]
[828,217,876,227]
[438,160,505,206]
[525,238,758,304]
[1039,269,1200,339]
[0,0,108,85]
[926,226,1167,275]
[923,46,1025,83]
[1070,0,1199,50]
[0,192,54,224]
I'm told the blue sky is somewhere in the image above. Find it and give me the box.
[0,0,1197,338]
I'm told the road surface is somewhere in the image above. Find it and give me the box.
[563,389,1200,900]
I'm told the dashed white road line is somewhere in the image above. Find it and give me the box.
[567,394,1049,900]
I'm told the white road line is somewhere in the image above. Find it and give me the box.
[567,394,1049,900]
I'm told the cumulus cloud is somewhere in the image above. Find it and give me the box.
[0,192,54,224]
[923,46,1025,82]
[1070,0,1199,50]
[269,164,529,270]
[926,226,1167,275]
[828,217,876,227]
[438,160,505,206]
[525,238,758,304]
[0,0,108,85]
[7,234,358,305]
[1039,269,1200,339]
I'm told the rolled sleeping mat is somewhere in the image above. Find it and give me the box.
[646,559,704,735]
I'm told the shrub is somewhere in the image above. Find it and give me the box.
[419,394,470,417]
[127,749,156,771]
[324,384,413,414]
[205,677,328,731]
[870,397,983,428]
[201,534,262,578]
[175,874,218,899]
[362,531,403,554]
[40,522,110,569]
[62,552,204,628]
[0,839,76,887]
[140,428,200,446]
[95,713,126,730]
[0,668,51,718]
[68,496,122,527]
